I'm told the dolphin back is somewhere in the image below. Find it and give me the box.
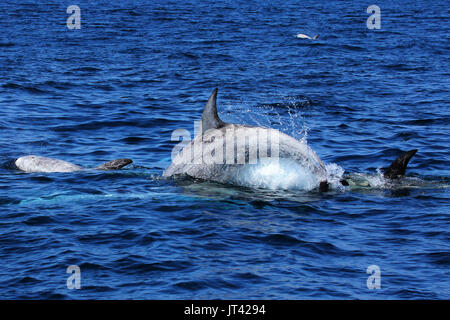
[15,155,132,172]
[15,155,83,173]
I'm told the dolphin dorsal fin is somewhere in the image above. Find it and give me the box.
[201,88,226,134]
[383,149,417,179]
[96,158,133,170]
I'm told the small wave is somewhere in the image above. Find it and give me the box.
[173,280,209,291]
[40,80,75,90]
[50,120,150,132]
[116,258,193,274]
[383,63,427,72]
[69,66,102,72]
[422,252,450,266]
[118,136,150,144]
[404,118,449,126]
[2,82,48,94]
[341,44,365,51]
[23,215,57,226]
[0,42,15,47]
[261,233,306,246]
[78,262,110,271]
[15,276,40,284]
[0,197,20,205]
[16,189,175,206]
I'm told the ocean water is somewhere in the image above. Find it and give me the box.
[0,0,449,299]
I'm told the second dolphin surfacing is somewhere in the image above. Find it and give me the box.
[163,88,333,191]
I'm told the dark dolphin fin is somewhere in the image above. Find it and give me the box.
[319,181,329,192]
[96,158,133,170]
[383,149,417,179]
[313,34,320,39]
[201,88,227,134]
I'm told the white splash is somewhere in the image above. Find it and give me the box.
[325,162,346,190]
[235,158,319,191]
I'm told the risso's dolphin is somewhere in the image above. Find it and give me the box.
[163,88,418,192]
[296,33,320,40]
[14,155,132,173]
[164,88,330,191]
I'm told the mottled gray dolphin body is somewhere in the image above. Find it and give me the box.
[14,155,132,173]
[163,88,330,191]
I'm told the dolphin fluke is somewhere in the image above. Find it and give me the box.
[201,88,227,134]
[96,158,133,170]
[383,149,418,179]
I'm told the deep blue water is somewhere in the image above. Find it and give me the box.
[0,0,449,299]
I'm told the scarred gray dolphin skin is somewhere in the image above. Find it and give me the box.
[14,155,132,173]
